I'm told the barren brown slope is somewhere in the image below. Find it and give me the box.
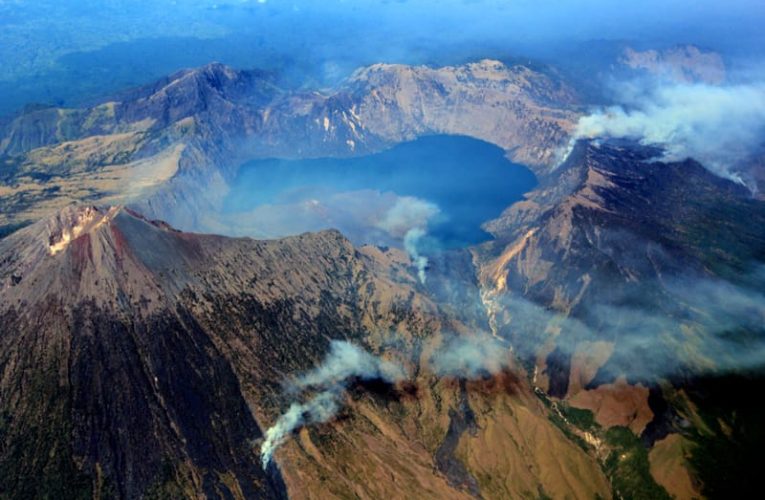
[477,139,765,381]
[345,59,578,168]
[0,205,610,499]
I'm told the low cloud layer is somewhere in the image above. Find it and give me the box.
[570,81,765,182]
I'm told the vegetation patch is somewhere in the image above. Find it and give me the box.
[684,371,765,498]
[604,426,671,500]
[560,404,599,432]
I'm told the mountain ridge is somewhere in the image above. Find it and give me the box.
[0,59,580,236]
[0,204,615,499]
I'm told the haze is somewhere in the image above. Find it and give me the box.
[2,0,763,117]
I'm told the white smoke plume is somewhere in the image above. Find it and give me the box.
[219,190,439,242]
[568,81,765,181]
[375,196,439,238]
[260,341,405,468]
[430,333,511,378]
[293,340,406,390]
[404,227,429,284]
[376,197,439,284]
[261,334,519,467]
[260,391,340,469]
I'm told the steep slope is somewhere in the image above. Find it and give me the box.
[0,63,276,157]
[342,59,577,167]
[0,205,610,499]
[474,139,765,498]
[0,63,277,233]
[478,139,765,391]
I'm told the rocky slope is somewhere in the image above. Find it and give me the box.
[0,60,579,236]
[474,139,765,498]
[0,205,612,499]
[3,145,760,499]
[343,60,577,167]
[478,139,765,392]
[2,54,762,500]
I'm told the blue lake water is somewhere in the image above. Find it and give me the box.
[224,135,537,248]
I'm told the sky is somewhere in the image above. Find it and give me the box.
[1,0,763,116]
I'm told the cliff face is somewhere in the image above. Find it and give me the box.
[0,205,610,499]
[0,60,579,235]
[343,59,578,167]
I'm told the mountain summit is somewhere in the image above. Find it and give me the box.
[0,205,614,499]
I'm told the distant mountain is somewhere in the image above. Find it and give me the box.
[0,60,579,236]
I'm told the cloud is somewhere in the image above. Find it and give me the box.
[375,197,440,238]
[376,197,439,284]
[260,341,405,468]
[569,81,765,182]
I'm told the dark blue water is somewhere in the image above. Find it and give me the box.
[225,135,537,247]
